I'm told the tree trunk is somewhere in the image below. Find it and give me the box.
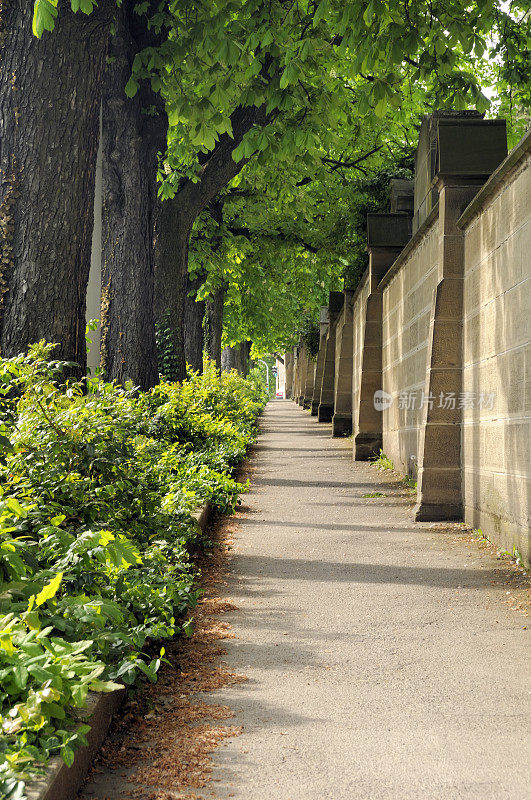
[0,0,113,370]
[100,1,167,390]
[204,286,225,369]
[157,104,267,379]
[221,345,238,372]
[153,197,188,382]
[184,273,205,373]
[221,341,250,374]
[240,340,252,376]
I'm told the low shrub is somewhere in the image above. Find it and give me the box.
[0,346,266,798]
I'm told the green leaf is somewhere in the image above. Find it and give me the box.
[43,701,66,719]
[6,498,26,518]
[0,433,13,451]
[71,683,89,707]
[61,745,75,768]
[313,0,330,26]
[89,679,125,693]
[124,77,139,98]
[34,572,63,608]
[363,2,374,26]
[33,0,58,38]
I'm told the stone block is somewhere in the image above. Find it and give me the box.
[318,403,334,423]
[332,414,352,437]
[358,396,383,427]
[430,319,463,368]
[433,276,463,319]
[438,234,466,277]
[421,423,461,468]
[462,467,493,512]
[354,432,382,460]
[463,311,481,366]
[463,218,482,270]
[418,465,462,502]
[436,118,507,184]
[504,420,530,470]
[463,263,481,313]
[415,466,463,520]
[510,221,530,284]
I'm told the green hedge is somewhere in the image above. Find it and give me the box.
[0,345,267,799]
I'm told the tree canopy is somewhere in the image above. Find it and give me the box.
[28,0,531,369]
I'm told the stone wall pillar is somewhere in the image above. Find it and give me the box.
[318,292,343,422]
[297,345,308,406]
[292,346,300,401]
[414,177,485,520]
[284,352,293,399]
[303,354,316,409]
[354,215,411,458]
[332,290,354,436]
[311,307,329,415]
[354,281,383,458]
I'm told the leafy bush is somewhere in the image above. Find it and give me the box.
[0,346,266,798]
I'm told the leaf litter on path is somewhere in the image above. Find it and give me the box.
[78,512,248,800]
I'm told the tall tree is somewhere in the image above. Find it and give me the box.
[183,272,205,372]
[154,195,187,380]
[29,0,528,381]
[204,285,225,368]
[1,0,113,370]
[99,0,168,389]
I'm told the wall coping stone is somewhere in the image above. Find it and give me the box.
[377,202,439,290]
[457,126,531,229]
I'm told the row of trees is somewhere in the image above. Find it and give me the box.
[0,0,528,388]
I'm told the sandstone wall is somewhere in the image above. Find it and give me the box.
[459,138,530,561]
[380,214,439,475]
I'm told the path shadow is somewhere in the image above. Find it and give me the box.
[239,519,419,534]
[253,476,404,490]
[230,554,493,590]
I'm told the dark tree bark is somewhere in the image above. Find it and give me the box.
[221,340,250,374]
[204,285,225,369]
[183,273,205,373]
[100,1,167,390]
[240,340,252,376]
[221,345,238,372]
[0,0,113,370]
[153,198,187,382]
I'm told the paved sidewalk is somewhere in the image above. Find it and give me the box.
[200,400,529,799]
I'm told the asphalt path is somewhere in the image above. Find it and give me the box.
[197,399,530,799]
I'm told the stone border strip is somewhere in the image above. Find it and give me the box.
[25,501,213,800]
